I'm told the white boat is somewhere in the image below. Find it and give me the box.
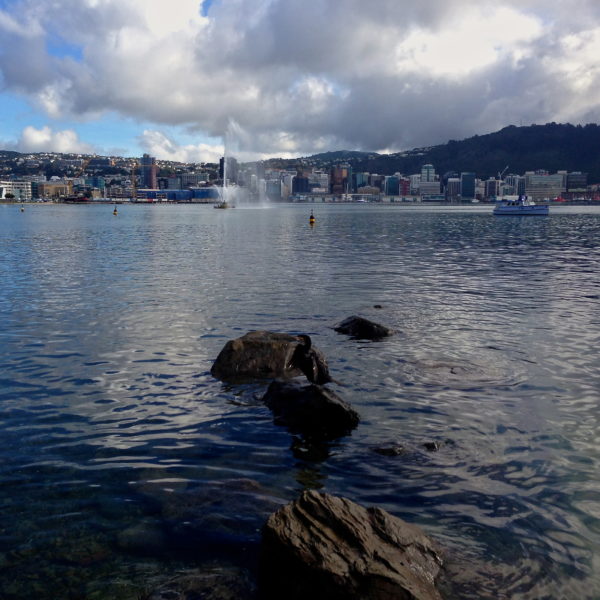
[493,195,549,216]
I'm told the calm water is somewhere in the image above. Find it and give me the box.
[1,203,599,599]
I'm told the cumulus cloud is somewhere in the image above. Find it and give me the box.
[138,130,223,164]
[16,125,95,153]
[1,0,600,156]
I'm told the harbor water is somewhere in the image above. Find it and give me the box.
[1,203,599,598]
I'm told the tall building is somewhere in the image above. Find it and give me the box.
[567,172,587,192]
[219,157,239,185]
[484,178,500,199]
[140,154,158,189]
[330,165,350,195]
[421,164,436,182]
[384,175,400,196]
[445,178,461,200]
[292,174,310,194]
[460,172,476,199]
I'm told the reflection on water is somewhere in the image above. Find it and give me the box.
[1,204,600,598]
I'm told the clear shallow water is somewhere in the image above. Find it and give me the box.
[1,203,599,598]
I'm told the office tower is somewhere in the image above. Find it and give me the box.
[140,154,158,189]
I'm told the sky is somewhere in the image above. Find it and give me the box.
[1,0,600,162]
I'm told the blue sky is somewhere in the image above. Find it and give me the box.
[1,0,600,161]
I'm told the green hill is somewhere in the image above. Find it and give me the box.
[287,123,600,182]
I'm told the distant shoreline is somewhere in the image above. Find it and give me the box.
[3,199,600,207]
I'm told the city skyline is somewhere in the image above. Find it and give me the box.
[1,1,600,162]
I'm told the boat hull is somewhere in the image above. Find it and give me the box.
[493,205,549,216]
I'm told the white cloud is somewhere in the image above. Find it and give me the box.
[1,0,600,155]
[138,130,223,163]
[16,125,95,153]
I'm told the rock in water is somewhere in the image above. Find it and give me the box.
[260,490,444,600]
[210,331,328,382]
[262,380,359,439]
[334,316,394,339]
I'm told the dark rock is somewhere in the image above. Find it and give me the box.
[260,490,444,600]
[372,444,407,457]
[422,442,441,452]
[334,315,394,339]
[210,331,329,382]
[373,304,383,309]
[262,380,359,439]
[116,522,167,555]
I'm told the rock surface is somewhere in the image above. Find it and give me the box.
[260,490,444,600]
[210,331,328,382]
[334,315,394,339]
[262,380,359,439]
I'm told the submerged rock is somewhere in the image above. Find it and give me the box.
[210,330,329,382]
[146,564,255,600]
[334,315,394,340]
[260,490,444,600]
[262,380,359,440]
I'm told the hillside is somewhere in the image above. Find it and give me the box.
[270,123,600,182]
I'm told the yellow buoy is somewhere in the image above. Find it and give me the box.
[113,206,118,215]
[309,210,315,225]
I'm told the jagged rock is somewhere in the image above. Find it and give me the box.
[334,315,394,339]
[262,380,359,439]
[260,490,444,600]
[210,331,329,382]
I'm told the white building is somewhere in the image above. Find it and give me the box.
[0,180,32,200]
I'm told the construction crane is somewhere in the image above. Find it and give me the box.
[498,165,509,180]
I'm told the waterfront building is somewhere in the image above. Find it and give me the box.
[140,154,158,189]
[420,180,441,199]
[219,156,239,185]
[484,178,500,199]
[292,174,310,194]
[369,174,385,192]
[524,171,566,200]
[421,163,436,182]
[352,172,369,192]
[38,180,73,199]
[384,175,400,196]
[460,172,476,199]
[567,172,588,193]
[445,177,461,200]
[266,179,282,201]
[330,165,350,195]
[180,173,209,188]
[409,174,421,194]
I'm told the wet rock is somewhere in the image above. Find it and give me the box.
[210,330,329,382]
[260,490,444,600]
[372,444,407,457]
[334,315,394,340]
[262,380,359,439]
[116,521,167,555]
[422,441,441,452]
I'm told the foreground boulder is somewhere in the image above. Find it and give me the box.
[334,315,394,339]
[260,490,444,600]
[262,380,359,439]
[211,331,329,382]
